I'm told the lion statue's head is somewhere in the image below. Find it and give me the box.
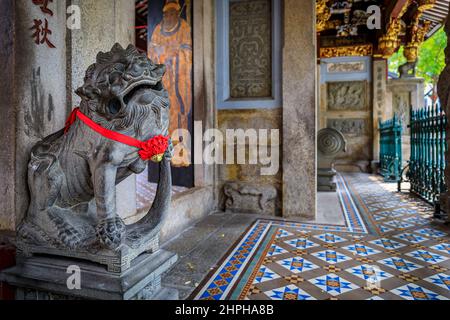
[75,43,170,138]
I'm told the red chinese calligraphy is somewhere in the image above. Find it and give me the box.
[32,0,53,16]
[30,19,56,49]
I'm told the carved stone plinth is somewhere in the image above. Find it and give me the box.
[0,250,178,300]
[318,168,337,192]
[317,128,347,192]
[224,182,278,215]
[16,232,159,273]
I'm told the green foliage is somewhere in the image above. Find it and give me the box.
[388,28,447,87]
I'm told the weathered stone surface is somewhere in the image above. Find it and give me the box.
[223,182,277,215]
[282,0,316,220]
[327,81,367,110]
[0,250,178,300]
[317,128,347,192]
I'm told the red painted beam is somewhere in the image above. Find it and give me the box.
[391,0,410,18]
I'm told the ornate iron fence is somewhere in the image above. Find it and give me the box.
[379,115,403,182]
[408,102,447,215]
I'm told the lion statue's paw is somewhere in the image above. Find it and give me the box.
[96,216,126,250]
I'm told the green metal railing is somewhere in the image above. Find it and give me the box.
[409,102,447,215]
[379,115,403,182]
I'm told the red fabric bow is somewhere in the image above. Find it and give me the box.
[65,108,169,162]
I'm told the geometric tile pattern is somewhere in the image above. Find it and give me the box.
[193,173,450,300]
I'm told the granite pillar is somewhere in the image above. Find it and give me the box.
[0,0,68,231]
[282,0,316,220]
[68,0,138,221]
[372,59,388,171]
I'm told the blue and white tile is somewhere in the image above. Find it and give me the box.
[393,232,428,244]
[391,284,449,300]
[369,238,406,249]
[267,245,288,257]
[265,285,315,300]
[276,257,319,273]
[372,214,387,222]
[383,220,414,229]
[379,225,394,234]
[311,250,351,264]
[378,257,421,272]
[403,216,429,226]
[430,243,450,255]
[314,233,347,244]
[406,250,448,264]
[347,264,393,281]
[424,273,450,290]
[415,228,448,239]
[309,274,358,296]
[253,266,281,284]
[284,238,319,250]
[276,229,294,239]
[342,244,381,257]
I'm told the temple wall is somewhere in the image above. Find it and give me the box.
[218,109,282,216]
[319,56,373,173]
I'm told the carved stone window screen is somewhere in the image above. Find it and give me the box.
[216,0,281,109]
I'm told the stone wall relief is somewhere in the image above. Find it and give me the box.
[327,119,367,136]
[393,91,411,134]
[327,81,367,111]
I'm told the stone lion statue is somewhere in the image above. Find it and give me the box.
[17,44,174,272]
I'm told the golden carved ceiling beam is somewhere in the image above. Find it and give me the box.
[320,44,373,59]
[377,0,411,59]
[316,0,332,33]
[403,0,436,62]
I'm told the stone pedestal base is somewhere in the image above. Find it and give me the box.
[0,250,178,300]
[318,169,337,192]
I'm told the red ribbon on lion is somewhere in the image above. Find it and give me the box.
[65,108,169,162]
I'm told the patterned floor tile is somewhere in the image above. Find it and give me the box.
[378,257,421,272]
[265,285,315,300]
[193,173,450,300]
[391,284,449,300]
[406,250,448,264]
[267,245,288,257]
[415,228,448,239]
[309,274,358,296]
[276,229,294,239]
[369,238,406,249]
[284,238,319,250]
[347,264,393,281]
[393,232,428,244]
[342,244,382,257]
[314,233,347,244]
[276,257,319,273]
[430,243,450,255]
[424,273,450,290]
[311,250,352,264]
[253,266,281,284]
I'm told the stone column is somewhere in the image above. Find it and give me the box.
[371,59,387,171]
[68,0,137,221]
[0,0,68,231]
[282,0,316,220]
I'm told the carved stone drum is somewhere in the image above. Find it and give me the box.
[317,128,347,192]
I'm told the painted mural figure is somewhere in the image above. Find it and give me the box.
[149,0,192,167]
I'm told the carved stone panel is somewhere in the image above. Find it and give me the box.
[327,81,367,110]
[326,61,365,73]
[327,119,367,135]
[229,0,272,98]
[393,91,411,134]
